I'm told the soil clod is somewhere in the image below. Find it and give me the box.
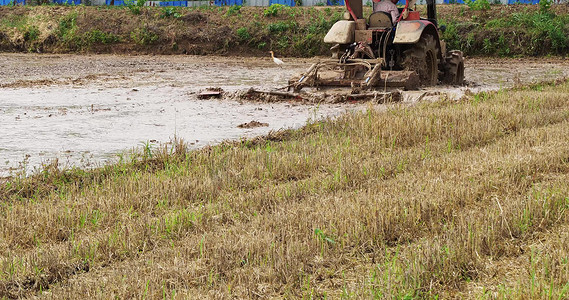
[237,121,269,128]
[198,88,224,99]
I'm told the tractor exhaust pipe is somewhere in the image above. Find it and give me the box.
[426,0,437,26]
[345,0,363,20]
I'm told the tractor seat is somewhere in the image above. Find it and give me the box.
[368,11,393,30]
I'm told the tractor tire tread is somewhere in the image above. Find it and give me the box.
[401,35,439,86]
[441,50,465,85]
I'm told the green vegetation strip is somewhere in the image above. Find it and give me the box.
[1,81,569,298]
[440,2,569,56]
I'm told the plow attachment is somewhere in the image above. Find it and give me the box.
[289,59,420,92]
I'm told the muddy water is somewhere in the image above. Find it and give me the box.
[0,54,358,176]
[1,54,568,176]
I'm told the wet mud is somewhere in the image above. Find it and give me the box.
[237,121,269,128]
[1,54,568,176]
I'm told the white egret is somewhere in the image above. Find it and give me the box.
[269,51,284,66]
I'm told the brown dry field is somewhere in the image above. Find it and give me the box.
[1,73,569,298]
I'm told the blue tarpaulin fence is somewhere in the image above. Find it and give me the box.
[269,0,295,6]
[106,0,189,5]
[214,0,242,5]
[326,0,344,5]
[53,0,81,4]
[106,0,188,5]
[325,0,426,5]
[160,1,188,5]
[0,0,25,5]
[106,0,125,5]
[508,0,539,4]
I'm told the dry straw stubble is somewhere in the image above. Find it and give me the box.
[1,82,569,298]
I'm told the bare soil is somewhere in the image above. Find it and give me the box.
[1,54,567,89]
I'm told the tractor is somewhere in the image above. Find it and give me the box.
[290,0,464,92]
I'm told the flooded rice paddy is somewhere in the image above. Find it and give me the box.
[1,54,568,176]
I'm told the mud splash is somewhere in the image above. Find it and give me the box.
[1,54,568,176]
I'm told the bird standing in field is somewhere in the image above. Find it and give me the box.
[269,51,284,67]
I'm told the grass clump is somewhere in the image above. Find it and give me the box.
[235,26,250,41]
[84,29,120,44]
[465,0,490,11]
[125,0,146,15]
[224,4,241,16]
[0,14,28,29]
[56,12,78,41]
[23,25,40,42]
[266,20,296,33]
[160,6,181,19]
[130,26,159,45]
[263,3,287,17]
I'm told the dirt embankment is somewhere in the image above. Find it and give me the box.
[0,5,341,57]
[1,5,569,57]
